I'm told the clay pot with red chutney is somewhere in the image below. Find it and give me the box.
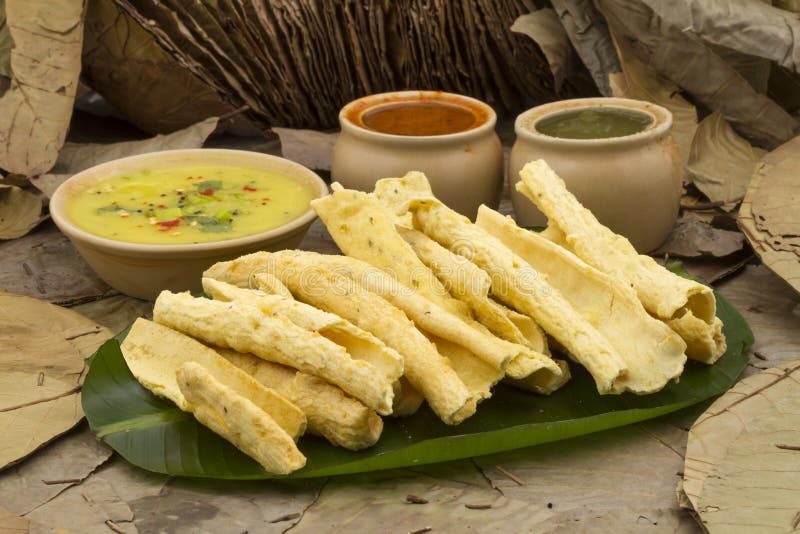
[332,90,503,219]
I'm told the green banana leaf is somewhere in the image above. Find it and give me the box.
[81,282,753,480]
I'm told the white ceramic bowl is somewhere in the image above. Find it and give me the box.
[50,149,328,300]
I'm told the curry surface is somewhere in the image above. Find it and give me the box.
[67,165,313,244]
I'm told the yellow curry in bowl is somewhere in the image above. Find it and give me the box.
[66,165,314,245]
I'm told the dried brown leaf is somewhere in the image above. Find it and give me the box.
[85,1,589,131]
[608,34,697,170]
[71,295,151,335]
[683,360,800,531]
[655,218,744,258]
[0,293,110,469]
[273,128,337,172]
[0,173,30,187]
[686,112,766,209]
[598,0,799,148]
[0,222,114,304]
[0,506,71,533]
[511,9,573,92]
[0,427,113,516]
[0,185,44,239]
[82,0,233,135]
[0,0,85,175]
[739,136,800,295]
[639,0,800,73]
[0,1,11,78]
[550,0,621,96]
[30,117,219,197]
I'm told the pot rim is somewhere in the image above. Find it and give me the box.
[339,90,497,144]
[514,97,672,147]
[49,148,328,258]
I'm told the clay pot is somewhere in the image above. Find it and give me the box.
[332,90,503,219]
[509,97,682,252]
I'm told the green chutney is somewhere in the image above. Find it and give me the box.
[535,108,653,140]
[67,165,313,245]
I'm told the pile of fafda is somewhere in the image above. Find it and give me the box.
[120,160,726,474]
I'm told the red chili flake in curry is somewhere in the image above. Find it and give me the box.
[156,218,183,232]
[199,189,215,196]
[243,185,257,192]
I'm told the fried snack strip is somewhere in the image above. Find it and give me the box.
[398,226,548,352]
[219,349,383,450]
[312,185,546,391]
[121,318,306,439]
[425,332,502,416]
[202,277,403,385]
[248,274,423,417]
[252,272,293,298]
[517,160,725,363]
[204,253,474,425]
[311,184,560,381]
[312,184,540,360]
[374,172,625,394]
[305,252,562,382]
[477,206,688,393]
[311,185,469,317]
[502,305,550,355]
[177,362,306,475]
[396,231,569,394]
[505,359,572,394]
[390,377,425,417]
[153,291,394,415]
[667,312,726,364]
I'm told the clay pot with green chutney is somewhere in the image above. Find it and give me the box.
[509,97,682,252]
[332,90,503,220]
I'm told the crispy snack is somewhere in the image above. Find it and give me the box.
[502,305,550,355]
[304,252,563,383]
[312,184,469,317]
[374,172,626,394]
[153,291,395,415]
[516,160,725,363]
[505,359,572,394]
[311,186,553,394]
[176,362,306,475]
[219,349,384,450]
[247,274,422,417]
[205,253,474,425]
[202,277,403,385]
[121,318,306,439]
[425,333,502,411]
[398,226,550,353]
[667,313,726,364]
[390,377,425,417]
[252,272,293,298]
[477,206,688,393]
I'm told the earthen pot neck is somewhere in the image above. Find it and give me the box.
[515,97,672,150]
[339,90,498,145]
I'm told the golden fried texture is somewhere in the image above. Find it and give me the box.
[153,291,394,415]
[121,318,306,438]
[219,349,384,450]
[477,206,688,393]
[177,362,306,475]
[517,160,724,363]
[205,253,474,424]
[374,172,625,394]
